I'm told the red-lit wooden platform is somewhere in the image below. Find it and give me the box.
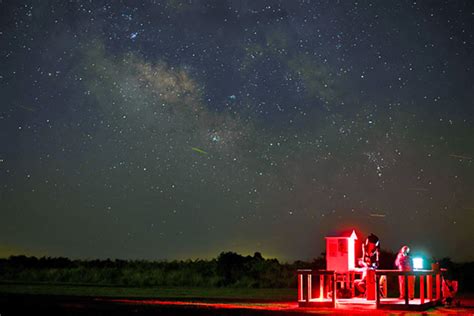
[297,269,444,311]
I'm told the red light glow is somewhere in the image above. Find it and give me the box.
[106,299,298,311]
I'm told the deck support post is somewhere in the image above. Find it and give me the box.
[420,275,425,304]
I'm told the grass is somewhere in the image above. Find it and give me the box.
[0,282,296,301]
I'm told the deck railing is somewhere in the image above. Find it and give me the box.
[375,269,443,309]
[297,269,336,307]
[297,268,444,310]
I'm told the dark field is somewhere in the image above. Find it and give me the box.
[0,284,300,316]
[0,283,295,300]
[0,294,299,316]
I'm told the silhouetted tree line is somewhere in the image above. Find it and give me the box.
[0,252,323,288]
[0,252,472,291]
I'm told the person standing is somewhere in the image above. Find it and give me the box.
[395,245,414,299]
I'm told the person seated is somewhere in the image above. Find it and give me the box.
[355,233,380,296]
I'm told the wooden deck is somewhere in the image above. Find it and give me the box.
[297,297,334,308]
[297,269,444,311]
[376,297,439,310]
[299,297,439,310]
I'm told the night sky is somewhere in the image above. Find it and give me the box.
[1,0,473,262]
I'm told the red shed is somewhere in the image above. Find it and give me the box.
[325,229,359,273]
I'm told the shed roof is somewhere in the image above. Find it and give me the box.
[325,229,358,239]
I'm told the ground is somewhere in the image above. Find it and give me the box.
[0,284,473,315]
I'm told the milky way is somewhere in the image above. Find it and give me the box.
[0,1,473,261]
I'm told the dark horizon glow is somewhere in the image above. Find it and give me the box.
[0,1,473,262]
